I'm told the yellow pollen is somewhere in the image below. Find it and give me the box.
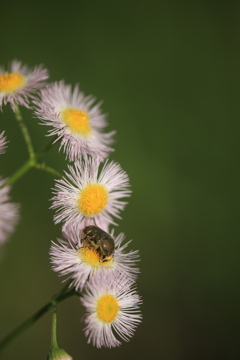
[96,294,120,323]
[78,247,102,267]
[0,72,26,93]
[102,256,114,266]
[78,184,108,217]
[61,107,91,136]
[78,247,113,268]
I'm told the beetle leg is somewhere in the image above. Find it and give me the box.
[102,255,113,263]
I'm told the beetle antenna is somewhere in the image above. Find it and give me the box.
[93,217,97,226]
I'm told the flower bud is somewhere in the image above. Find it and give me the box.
[46,348,73,360]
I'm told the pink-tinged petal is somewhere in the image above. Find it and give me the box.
[34,81,115,161]
[81,274,142,348]
[51,156,131,232]
[0,60,49,111]
[50,230,140,291]
[0,178,20,244]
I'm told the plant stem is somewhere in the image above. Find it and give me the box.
[0,287,80,352]
[14,104,35,159]
[6,158,34,186]
[50,306,59,350]
[35,135,59,160]
[6,136,59,186]
[34,163,62,179]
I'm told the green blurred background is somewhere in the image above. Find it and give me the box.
[0,0,239,359]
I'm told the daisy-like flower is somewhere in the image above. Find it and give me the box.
[0,130,8,154]
[81,274,142,348]
[0,59,49,111]
[50,229,139,290]
[51,156,131,232]
[34,81,115,161]
[0,178,19,244]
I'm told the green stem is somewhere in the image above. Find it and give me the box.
[6,158,34,186]
[6,135,59,186]
[50,306,59,350]
[35,135,59,160]
[0,287,80,352]
[34,163,62,179]
[14,104,35,159]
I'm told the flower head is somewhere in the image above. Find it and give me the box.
[0,178,19,244]
[50,229,139,290]
[51,156,131,232]
[81,274,142,348]
[0,131,8,154]
[34,81,115,161]
[0,60,49,111]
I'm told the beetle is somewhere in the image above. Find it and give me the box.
[80,225,115,262]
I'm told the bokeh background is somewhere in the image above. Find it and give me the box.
[0,0,239,359]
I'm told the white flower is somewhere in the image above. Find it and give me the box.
[50,229,140,290]
[34,81,115,161]
[81,274,142,348]
[51,156,131,232]
[0,60,48,110]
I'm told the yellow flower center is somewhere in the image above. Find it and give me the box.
[0,72,26,93]
[78,247,113,268]
[78,247,101,267]
[96,294,120,323]
[78,184,108,217]
[61,107,92,136]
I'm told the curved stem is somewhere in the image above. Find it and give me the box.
[6,135,59,186]
[6,158,34,186]
[14,104,35,159]
[0,286,80,352]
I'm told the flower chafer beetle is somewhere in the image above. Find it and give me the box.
[80,225,115,262]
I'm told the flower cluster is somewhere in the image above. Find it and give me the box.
[44,83,143,348]
[0,60,142,350]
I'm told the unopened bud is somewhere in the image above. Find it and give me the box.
[46,348,73,360]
